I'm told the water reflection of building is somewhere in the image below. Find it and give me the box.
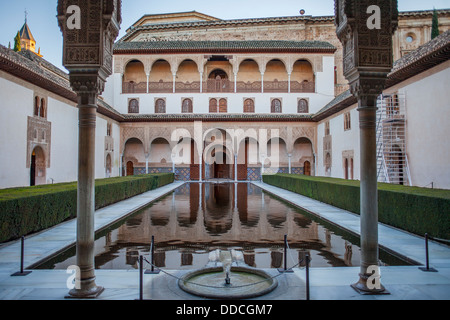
[94,183,360,269]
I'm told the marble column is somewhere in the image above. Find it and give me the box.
[70,87,104,298]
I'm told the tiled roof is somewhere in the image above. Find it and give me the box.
[314,30,450,121]
[19,22,35,42]
[114,40,336,53]
[120,9,450,42]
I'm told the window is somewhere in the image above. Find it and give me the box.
[209,99,218,113]
[298,99,309,113]
[34,96,46,118]
[344,112,351,131]
[244,99,255,113]
[107,123,112,137]
[34,96,40,116]
[325,121,330,136]
[219,99,227,113]
[155,99,166,114]
[182,99,193,113]
[128,99,139,114]
[40,98,46,118]
[271,99,282,113]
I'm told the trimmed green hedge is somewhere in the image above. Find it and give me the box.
[0,173,174,243]
[263,174,450,240]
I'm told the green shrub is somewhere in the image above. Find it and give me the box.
[0,174,174,243]
[263,174,450,239]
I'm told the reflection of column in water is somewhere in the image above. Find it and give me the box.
[344,241,353,266]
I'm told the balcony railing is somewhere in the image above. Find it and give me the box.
[122,80,315,94]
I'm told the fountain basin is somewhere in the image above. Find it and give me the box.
[178,266,278,300]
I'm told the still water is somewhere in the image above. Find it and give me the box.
[37,183,409,270]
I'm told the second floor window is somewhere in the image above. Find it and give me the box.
[182,99,193,113]
[128,99,139,114]
[244,99,255,113]
[271,99,282,113]
[325,121,330,136]
[298,99,309,113]
[155,99,166,114]
[344,112,351,131]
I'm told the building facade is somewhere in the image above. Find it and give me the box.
[0,9,449,189]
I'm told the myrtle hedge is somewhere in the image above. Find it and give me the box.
[0,173,174,243]
[263,174,450,240]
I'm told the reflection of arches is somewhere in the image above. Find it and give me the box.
[208,69,228,80]
[30,146,46,186]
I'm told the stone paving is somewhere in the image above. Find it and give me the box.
[0,181,449,300]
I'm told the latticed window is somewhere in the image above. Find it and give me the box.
[182,99,193,113]
[244,99,255,113]
[128,99,139,114]
[155,99,166,114]
[298,99,309,113]
[271,99,282,113]
[209,99,218,113]
[219,99,228,113]
[325,121,330,136]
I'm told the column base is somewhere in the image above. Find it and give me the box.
[351,274,390,295]
[66,286,105,299]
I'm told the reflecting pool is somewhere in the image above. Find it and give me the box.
[37,183,410,270]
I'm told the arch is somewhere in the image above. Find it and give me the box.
[123,60,147,94]
[149,137,172,165]
[149,59,173,93]
[177,59,199,82]
[30,146,46,186]
[265,59,288,93]
[123,138,145,176]
[128,99,139,114]
[236,59,261,93]
[267,137,288,168]
[208,68,229,80]
[291,59,315,93]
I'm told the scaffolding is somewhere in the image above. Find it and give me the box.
[376,93,411,186]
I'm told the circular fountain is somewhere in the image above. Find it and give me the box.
[178,250,278,299]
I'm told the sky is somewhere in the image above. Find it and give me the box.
[0,0,448,70]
